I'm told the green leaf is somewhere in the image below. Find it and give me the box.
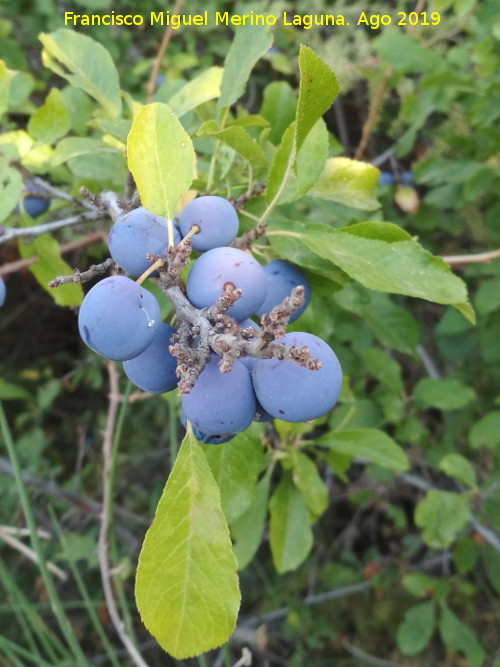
[265,122,295,204]
[375,32,446,73]
[196,120,268,176]
[469,411,500,449]
[0,158,22,223]
[295,46,339,153]
[342,221,413,243]
[27,88,71,144]
[292,451,328,519]
[202,427,264,525]
[39,29,121,118]
[414,378,476,411]
[168,67,223,118]
[362,293,419,356]
[295,118,328,197]
[317,428,409,471]
[216,24,273,118]
[269,472,313,573]
[415,490,470,549]
[18,235,83,307]
[439,453,476,488]
[51,137,119,166]
[308,157,380,210]
[439,605,485,667]
[396,602,436,656]
[127,103,195,220]
[135,430,240,659]
[365,348,403,392]
[261,81,296,144]
[0,61,16,120]
[231,474,270,571]
[298,226,472,316]
[482,545,500,595]
[0,379,32,401]
[402,572,450,601]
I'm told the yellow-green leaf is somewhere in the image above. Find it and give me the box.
[269,472,313,573]
[135,429,240,659]
[39,29,121,119]
[127,103,195,220]
[27,88,70,144]
[18,234,83,307]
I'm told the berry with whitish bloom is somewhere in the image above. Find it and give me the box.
[179,196,239,252]
[252,332,342,422]
[78,276,160,361]
[256,260,311,323]
[181,355,257,435]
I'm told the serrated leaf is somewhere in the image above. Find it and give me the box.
[439,605,485,667]
[196,121,268,176]
[135,430,240,659]
[27,88,70,144]
[396,602,436,656]
[168,67,223,118]
[231,474,270,571]
[415,490,470,549]
[39,29,121,118]
[202,427,264,525]
[298,225,472,317]
[317,428,409,471]
[216,24,273,119]
[295,46,339,153]
[439,453,476,488]
[308,157,380,210]
[127,103,195,220]
[269,472,313,573]
[18,234,83,307]
[414,378,476,410]
[292,450,328,519]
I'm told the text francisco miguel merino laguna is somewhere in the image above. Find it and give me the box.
[64,10,380,29]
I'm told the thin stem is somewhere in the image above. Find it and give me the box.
[354,67,393,161]
[49,507,122,667]
[108,379,137,642]
[97,363,149,667]
[342,641,409,667]
[135,258,165,285]
[441,248,500,265]
[0,402,88,665]
[146,0,184,101]
[0,211,97,244]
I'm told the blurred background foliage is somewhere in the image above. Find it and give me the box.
[2,0,500,665]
